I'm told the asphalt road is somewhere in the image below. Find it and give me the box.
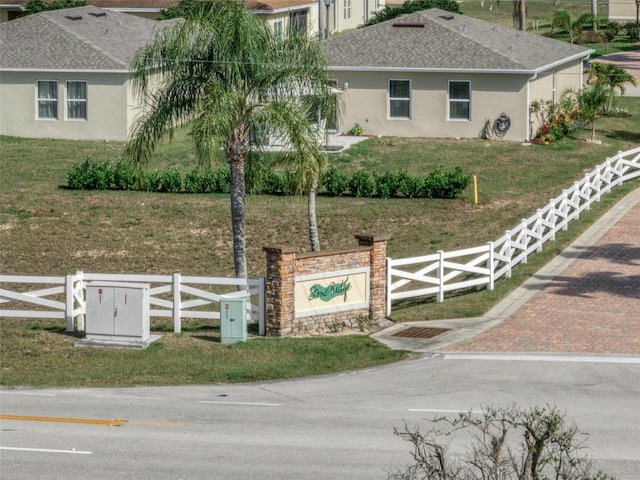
[2,354,639,479]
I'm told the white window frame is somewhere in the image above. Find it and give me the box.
[448,80,471,121]
[66,80,88,120]
[36,80,58,120]
[273,19,283,39]
[388,79,411,120]
[343,0,351,20]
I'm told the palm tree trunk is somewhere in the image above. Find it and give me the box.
[308,175,320,252]
[226,129,249,281]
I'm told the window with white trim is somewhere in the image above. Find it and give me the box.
[37,80,58,119]
[448,80,471,120]
[343,0,351,19]
[273,19,283,39]
[388,79,411,119]
[66,81,87,120]
[289,10,307,35]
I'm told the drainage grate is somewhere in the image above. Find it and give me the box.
[392,326,451,339]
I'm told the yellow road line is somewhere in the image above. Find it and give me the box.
[0,414,126,427]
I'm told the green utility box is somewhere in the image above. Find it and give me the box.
[220,298,247,344]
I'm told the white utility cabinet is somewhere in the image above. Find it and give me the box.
[220,298,247,344]
[85,282,150,344]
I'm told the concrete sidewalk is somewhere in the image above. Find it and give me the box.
[373,188,640,356]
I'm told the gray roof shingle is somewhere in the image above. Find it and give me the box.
[0,6,177,71]
[324,9,593,73]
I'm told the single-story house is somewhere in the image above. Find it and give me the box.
[324,8,594,142]
[608,0,639,22]
[0,6,178,141]
[0,0,385,39]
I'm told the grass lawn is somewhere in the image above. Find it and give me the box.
[1,0,639,387]
[2,97,639,387]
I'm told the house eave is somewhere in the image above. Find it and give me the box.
[328,66,538,75]
[329,49,595,75]
[105,8,162,13]
[253,2,315,14]
[532,50,594,74]
[0,68,129,74]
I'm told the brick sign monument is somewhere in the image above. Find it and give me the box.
[262,234,389,336]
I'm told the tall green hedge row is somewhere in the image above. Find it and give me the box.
[67,158,470,199]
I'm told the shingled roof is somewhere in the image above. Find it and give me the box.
[3,0,313,12]
[324,8,593,73]
[0,6,177,71]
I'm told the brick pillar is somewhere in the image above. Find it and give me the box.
[262,245,297,337]
[354,233,390,323]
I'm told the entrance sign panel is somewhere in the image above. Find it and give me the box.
[295,267,369,317]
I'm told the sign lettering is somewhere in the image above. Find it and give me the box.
[308,278,351,302]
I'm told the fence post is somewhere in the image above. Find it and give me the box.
[385,257,392,316]
[65,274,74,332]
[602,158,612,194]
[173,272,181,333]
[573,181,581,219]
[487,242,495,291]
[535,210,543,253]
[549,200,556,242]
[521,220,528,265]
[76,270,85,332]
[258,277,266,336]
[561,190,568,231]
[505,230,512,279]
[437,250,445,303]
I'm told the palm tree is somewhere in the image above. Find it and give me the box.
[512,0,526,31]
[587,62,638,111]
[124,0,337,279]
[274,144,328,252]
[578,80,609,142]
[551,9,599,43]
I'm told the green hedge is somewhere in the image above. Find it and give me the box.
[67,158,470,199]
[323,166,470,199]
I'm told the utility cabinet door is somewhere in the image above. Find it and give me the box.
[86,286,116,335]
[113,287,146,337]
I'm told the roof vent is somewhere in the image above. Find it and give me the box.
[439,14,454,20]
[392,22,425,28]
[64,15,82,20]
[89,12,107,17]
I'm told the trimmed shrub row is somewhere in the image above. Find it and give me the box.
[322,165,470,199]
[67,158,470,199]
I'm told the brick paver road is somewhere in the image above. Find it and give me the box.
[444,196,640,355]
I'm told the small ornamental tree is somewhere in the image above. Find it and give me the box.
[578,79,610,142]
[587,63,637,112]
[389,404,616,480]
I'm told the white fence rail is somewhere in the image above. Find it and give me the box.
[0,272,265,335]
[386,146,640,315]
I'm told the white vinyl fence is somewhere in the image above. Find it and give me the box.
[0,272,265,335]
[386,146,640,315]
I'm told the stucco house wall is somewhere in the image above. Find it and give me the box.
[335,71,529,140]
[325,9,592,142]
[1,71,131,141]
[0,6,177,141]
[608,0,638,21]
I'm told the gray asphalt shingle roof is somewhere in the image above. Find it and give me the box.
[0,6,177,71]
[324,9,593,73]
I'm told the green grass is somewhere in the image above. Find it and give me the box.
[0,321,406,387]
[1,0,639,387]
[2,99,639,387]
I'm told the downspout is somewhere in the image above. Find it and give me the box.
[526,72,538,142]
